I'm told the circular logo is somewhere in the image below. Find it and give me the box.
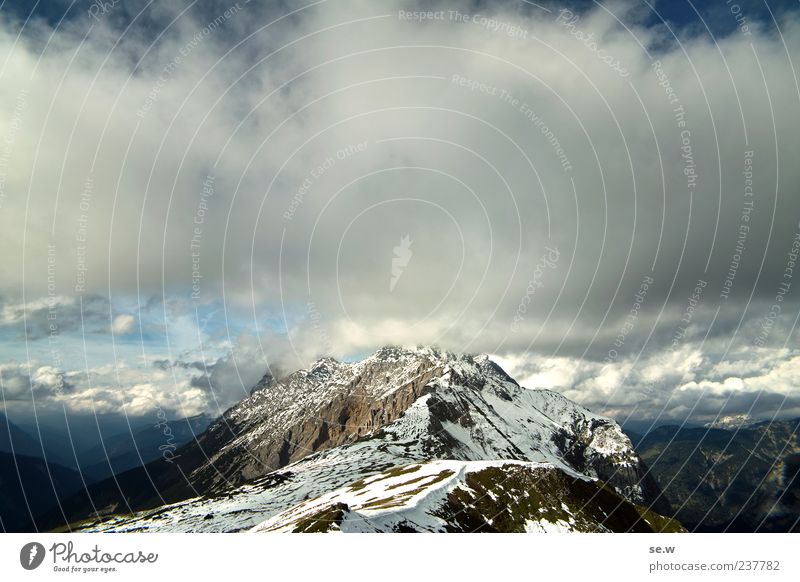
[19,542,46,570]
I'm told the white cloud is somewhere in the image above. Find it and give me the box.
[111,314,136,335]
[0,359,208,418]
[496,343,800,423]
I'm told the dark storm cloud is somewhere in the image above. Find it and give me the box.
[0,294,118,339]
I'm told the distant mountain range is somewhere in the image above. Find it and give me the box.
[631,420,800,532]
[46,347,679,533]
[0,411,211,531]
[77,414,212,482]
[1,413,68,465]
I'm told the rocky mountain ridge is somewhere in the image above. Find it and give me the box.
[57,346,676,533]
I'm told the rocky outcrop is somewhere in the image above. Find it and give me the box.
[189,355,446,493]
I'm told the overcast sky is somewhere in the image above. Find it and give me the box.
[1,0,799,426]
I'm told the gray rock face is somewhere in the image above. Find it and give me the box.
[189,348,448,492]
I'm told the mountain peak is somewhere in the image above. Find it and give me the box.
[367,344,452,362]
[307,357,341,377]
